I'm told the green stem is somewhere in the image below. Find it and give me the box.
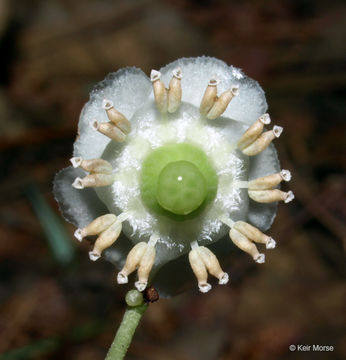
[105,303,147,360]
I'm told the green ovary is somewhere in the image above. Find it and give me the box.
[140,143,218,221]
[157,161,207,215]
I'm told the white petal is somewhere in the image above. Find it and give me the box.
[53,167,109,228]
[74,68,151,159]
[159,56,267,125]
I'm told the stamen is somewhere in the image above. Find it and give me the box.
[135,240,156,292]
[200,77,218,116]
[229,227,265,263]
[273,125,283,137]
[248,189,293,203]
[188,247,211,293]
[259,113,271,125]
[150,69,161,82]
[233,221,273,247]
[188,242,229,292]
[167,68,182,113]
[90,120,126,142]
[70,157,113,174]
[172,67,182,80]
[74,228,84,242]
[72,173,115,189]
[254,253,265,263]
[266,237,276,249]
[117,242,147,285]
[102,99,131,134]
[102,99,113,111]
[285,190,295,203]
[207,86,239,120]
[72,177,84,189]
[88,220,122,261]
[248,172,285,190]
[197,246,229,285]
[241,126,283,156]
[280,169,292,182]
[70,156,82,168]
[117,235,158,291]
[74,214,117,240]
[151,69,168,114]
[237,113,270,150]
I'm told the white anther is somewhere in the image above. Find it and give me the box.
[102,99,114,110]
[259,113,271,125]
[285,190,295,203]
[199,283,212,293]
[172,67,182,79]
[72,177,84,189]
[117,272,128,284]
[89,251,101,261]
[208,77,219,86]
[273,125,283,138]
[135,281,147,292]
[70,157,82,168]
[150,69,161,82]
[266,237,276,249]
[74,229,84,242]
[255,253,265,264]
[231,85,239,96]
[90,119,99,131]
[280,169,292,182]
[218,272,229,285]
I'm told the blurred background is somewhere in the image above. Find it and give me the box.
[0,0,345,359]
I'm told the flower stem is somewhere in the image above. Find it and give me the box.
[105,303,148,360]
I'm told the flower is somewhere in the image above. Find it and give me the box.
[53,57,294,297]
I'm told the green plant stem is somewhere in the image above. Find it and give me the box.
[105,303,147,360]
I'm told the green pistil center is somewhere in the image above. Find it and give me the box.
[140,143,218,221]
[156,161,207,215]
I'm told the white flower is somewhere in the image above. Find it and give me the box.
[54,57,293,297]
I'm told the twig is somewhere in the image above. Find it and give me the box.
[105,303,147,360]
